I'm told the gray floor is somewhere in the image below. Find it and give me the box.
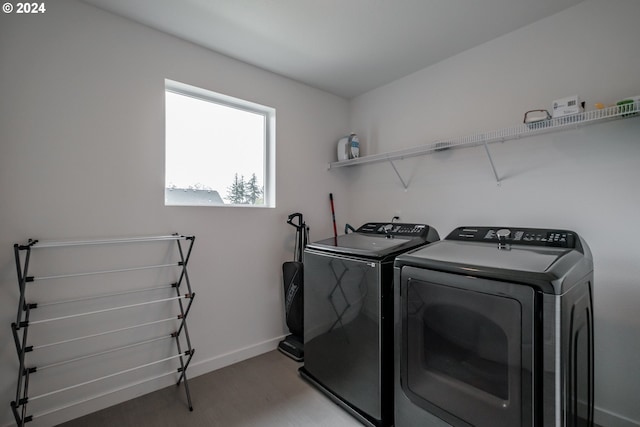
[58,350,362,427]
[58,350,604,427]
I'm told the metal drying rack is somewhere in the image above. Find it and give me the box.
[10,234,196,426]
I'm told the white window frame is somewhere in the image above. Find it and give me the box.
[164,79,276,207]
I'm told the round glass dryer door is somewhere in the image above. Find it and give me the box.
[400,267,535,427]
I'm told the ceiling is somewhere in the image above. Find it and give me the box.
[80,0,584,99]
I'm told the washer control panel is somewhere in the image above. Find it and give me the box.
[357,222,429,237]
[447,226,577,248]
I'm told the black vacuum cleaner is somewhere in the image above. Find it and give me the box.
[278,213,308,361]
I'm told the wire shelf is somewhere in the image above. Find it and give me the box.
[328,102,640,170]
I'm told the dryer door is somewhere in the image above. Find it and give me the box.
[400,267,536,427]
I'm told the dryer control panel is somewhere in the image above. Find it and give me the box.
[447,226,578,249]
[357,222,430,237]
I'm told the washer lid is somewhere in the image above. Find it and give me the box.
[395,226,593,294]
[402,240,567,272]
[308,233,414,258]
[306,222,439,260]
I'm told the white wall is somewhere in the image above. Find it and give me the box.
[346,1,640,426]
[3,1,639,426]
[0,1,348,425]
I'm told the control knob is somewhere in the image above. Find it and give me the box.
[382,223,394,238]
[496,229,511,240]
[496,228,511,250]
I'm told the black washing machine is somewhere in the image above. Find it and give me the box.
[393,226,594,427]
[300,222,440,427]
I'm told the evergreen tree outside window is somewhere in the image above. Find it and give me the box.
[164,79,275,207]
[245,173,263,204]
[226,173,264,205]
[227,173,245,205]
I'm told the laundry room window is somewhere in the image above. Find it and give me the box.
[164,79,275,207]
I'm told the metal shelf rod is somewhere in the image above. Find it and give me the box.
[32,263,181,281]
[482,139,501,183]
[36,284,176,308]
[28,235,193,249]
[36,335,173,372]
[29,295,192,326]
[28,351,191,402]
[33,317,178,350]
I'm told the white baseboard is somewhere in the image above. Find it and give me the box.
[187,335,284,379]
[595,405,640,427]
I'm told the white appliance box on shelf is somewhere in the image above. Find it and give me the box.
[552,95,583,118]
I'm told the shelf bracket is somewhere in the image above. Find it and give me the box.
[388,159,409,190]
[482,139,501,184]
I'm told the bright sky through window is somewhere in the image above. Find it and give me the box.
[165,83,271,206]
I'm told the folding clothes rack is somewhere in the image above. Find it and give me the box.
[10,234,196,426]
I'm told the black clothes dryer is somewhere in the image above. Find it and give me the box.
[393,226,594,427]
[300,222,440,427]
